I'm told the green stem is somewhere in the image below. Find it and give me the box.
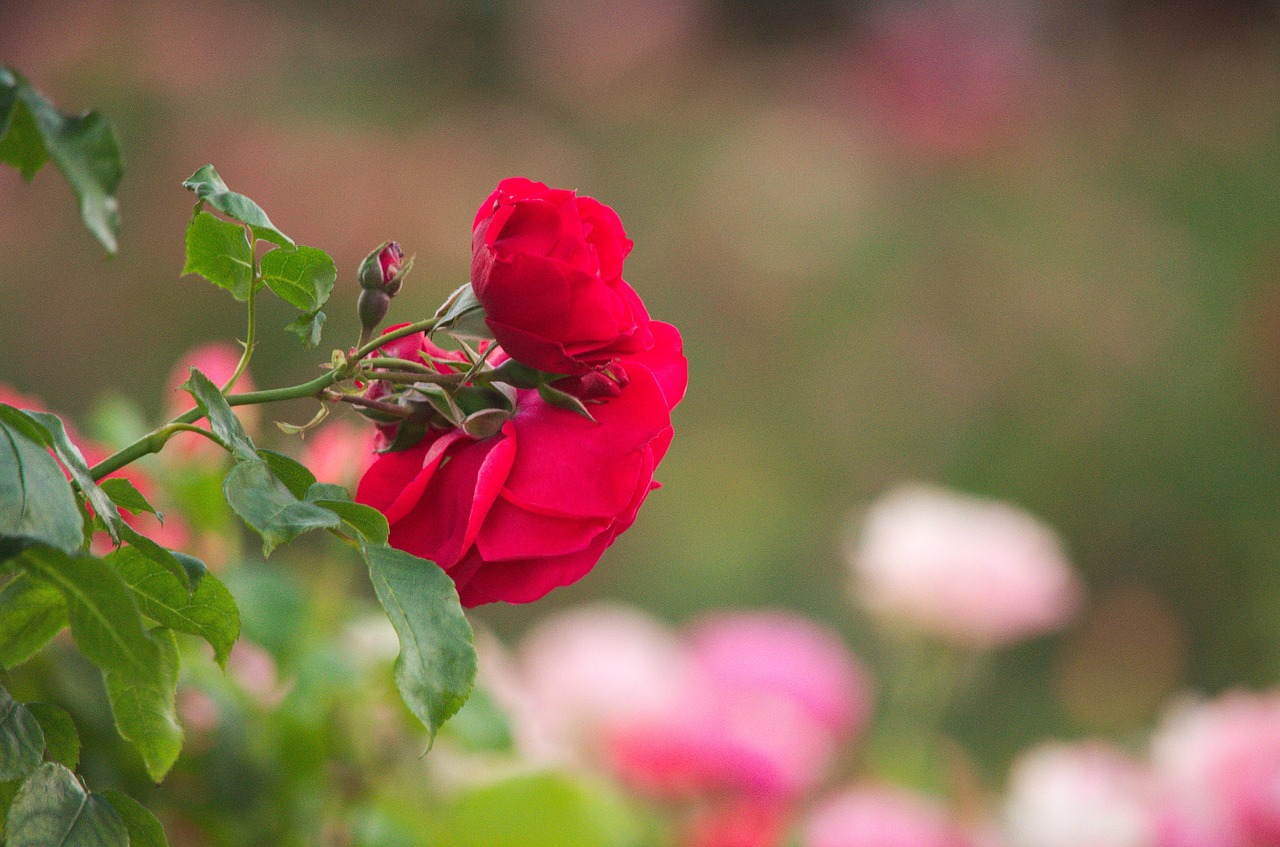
[88,316,443,482]
[222,236,259,393]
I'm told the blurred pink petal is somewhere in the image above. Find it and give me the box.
[1151,689,1280,847]
[803,786,976,847]
[848,485,1083,649]
[303,419,378,490]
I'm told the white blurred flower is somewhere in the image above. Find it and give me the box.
[1003,742,1156,847]
[847,485,1083,648]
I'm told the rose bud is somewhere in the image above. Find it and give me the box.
[357,242,413,341]
[359,240,406,293]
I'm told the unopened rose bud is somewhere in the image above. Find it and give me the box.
[359,241,407,293]
[358,288,392,336]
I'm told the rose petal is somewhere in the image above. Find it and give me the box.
[457,532,612,606]
[503,365,671,518]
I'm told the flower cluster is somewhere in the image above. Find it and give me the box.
[355,178,686,606]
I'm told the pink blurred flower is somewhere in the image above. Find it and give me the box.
[164,342,258,461]
[227,641,291,709]
[1003,742,1157,847]
[605,612,872,799]
[853,4,1040,159]
[688,612,874,738]
[514,604,689,762]
[303,419,378,490]
[802,786,976,847]
[684,798,791,847]
[847,485,1083,649]
[1150,690,1280,847]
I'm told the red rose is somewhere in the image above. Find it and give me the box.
[355,322,686,606]
[470,177,653,375]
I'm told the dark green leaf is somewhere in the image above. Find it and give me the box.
[0,684,44,781]
[285,309,326,348]
[6,762,128,847]
[305,484,389,545]
[182,164,294,248]
[256,449,315,499]
[101,790,169,847]
[0,573,67,669]
[181,368,254,461]
[0,68,122,254]
[99,478,161,521]
[0,405,84,558]
[260,245,335,312]
[182,210,253,301]
[107,546,239,667]
[24,410,125,545]
[25,704,78,770]
[104,627,181,782]
[223,459,340,556]
[0,81,47,179]
[361,543,475,744]
[15,545,159,682]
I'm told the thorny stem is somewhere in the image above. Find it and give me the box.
[88,316,443,481]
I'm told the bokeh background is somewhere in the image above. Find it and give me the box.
[4,0,1280,781]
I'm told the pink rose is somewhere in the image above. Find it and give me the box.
[356,321,685,606]
[803,787,975,847]
[1151,690,1280,847]
[471,177,653,375]
[847,485,1083,648]
[605,612,872,800]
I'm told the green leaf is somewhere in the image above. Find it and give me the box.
[99,478,161,521]
[537,382,597,424]
[260,245,335,312]
[15,545,159,682]
[285,309,326,348]
[256,449,316,499]
[0,405,84,559]
[182,164,294,248]
[119,526,202,592]
[0,82,48,179]
[107,546,239,667]
[0,68,122,255]
[304,484,389,545]
[223,459,340,556]
[433,282,491,340]
[24,410,125,545]
[25,704,78,770]
[6,762,128,847]
[361,543,476,744]
[101,790,169,847]
[104,627,182,782]
[181,368,255,461]
[182,210,253,301]
[0,573,67,669]
[0,684,44,781]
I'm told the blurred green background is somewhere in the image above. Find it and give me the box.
[4,0,1280,776]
